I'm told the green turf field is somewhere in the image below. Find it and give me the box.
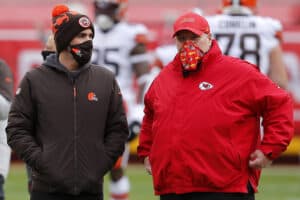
[4,163,300,200]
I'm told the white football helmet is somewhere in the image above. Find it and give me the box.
[222,0,257,15]
[94,0,128,31]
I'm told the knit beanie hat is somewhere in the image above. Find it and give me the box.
[51,4,94,54]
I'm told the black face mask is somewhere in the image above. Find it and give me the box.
[41,50,55,61]
[69,40,93,66]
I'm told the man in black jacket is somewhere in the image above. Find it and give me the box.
[6,4,129,200]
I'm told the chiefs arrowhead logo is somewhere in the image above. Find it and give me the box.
[199,81,213,91]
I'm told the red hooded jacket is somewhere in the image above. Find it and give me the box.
[137,41,294,195]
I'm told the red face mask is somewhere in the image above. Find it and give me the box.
[179,40,204,71]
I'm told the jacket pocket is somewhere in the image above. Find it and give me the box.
[33,144,67,186]
[100,149,114,175]
[84,142,114,184]
[185,142,242,189]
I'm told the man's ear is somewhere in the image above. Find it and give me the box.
[207,33,212,40]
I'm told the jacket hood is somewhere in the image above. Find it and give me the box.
[43,53,68,73]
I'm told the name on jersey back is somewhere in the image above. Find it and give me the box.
[218,20,256,29]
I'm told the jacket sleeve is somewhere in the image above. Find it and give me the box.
[137,86,154,159]
[249,73,294,160]
[104,79,129,166]
[6,74,42,169]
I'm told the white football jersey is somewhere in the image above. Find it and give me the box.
[92,21,148,108]
[207,14,282,75]
[155,44,177,66]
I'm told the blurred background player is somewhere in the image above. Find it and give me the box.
[206,0,288,89]
[92,0,151,200]
[0,59,14,200]
[41,34,56,61]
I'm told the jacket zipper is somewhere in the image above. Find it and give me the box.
[73,84,78,194]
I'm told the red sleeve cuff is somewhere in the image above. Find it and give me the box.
[259,145,285,160]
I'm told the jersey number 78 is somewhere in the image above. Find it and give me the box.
[215,33,261,66]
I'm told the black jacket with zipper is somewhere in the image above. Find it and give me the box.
[6,54,129,195]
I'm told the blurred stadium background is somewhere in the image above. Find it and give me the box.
[0,0,299,199]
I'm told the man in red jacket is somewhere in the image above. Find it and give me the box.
[137,12,294,200]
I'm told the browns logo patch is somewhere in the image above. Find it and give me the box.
[78,17,91,28]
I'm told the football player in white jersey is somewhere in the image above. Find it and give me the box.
[92,1,150,199]
[0,59,14,200]
[206,0,288,89]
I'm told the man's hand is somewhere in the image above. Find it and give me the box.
[144,156,152,175]
[249,149,272,169]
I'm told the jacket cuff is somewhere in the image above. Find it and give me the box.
[259,145,285,160]
[137,151,149,163]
